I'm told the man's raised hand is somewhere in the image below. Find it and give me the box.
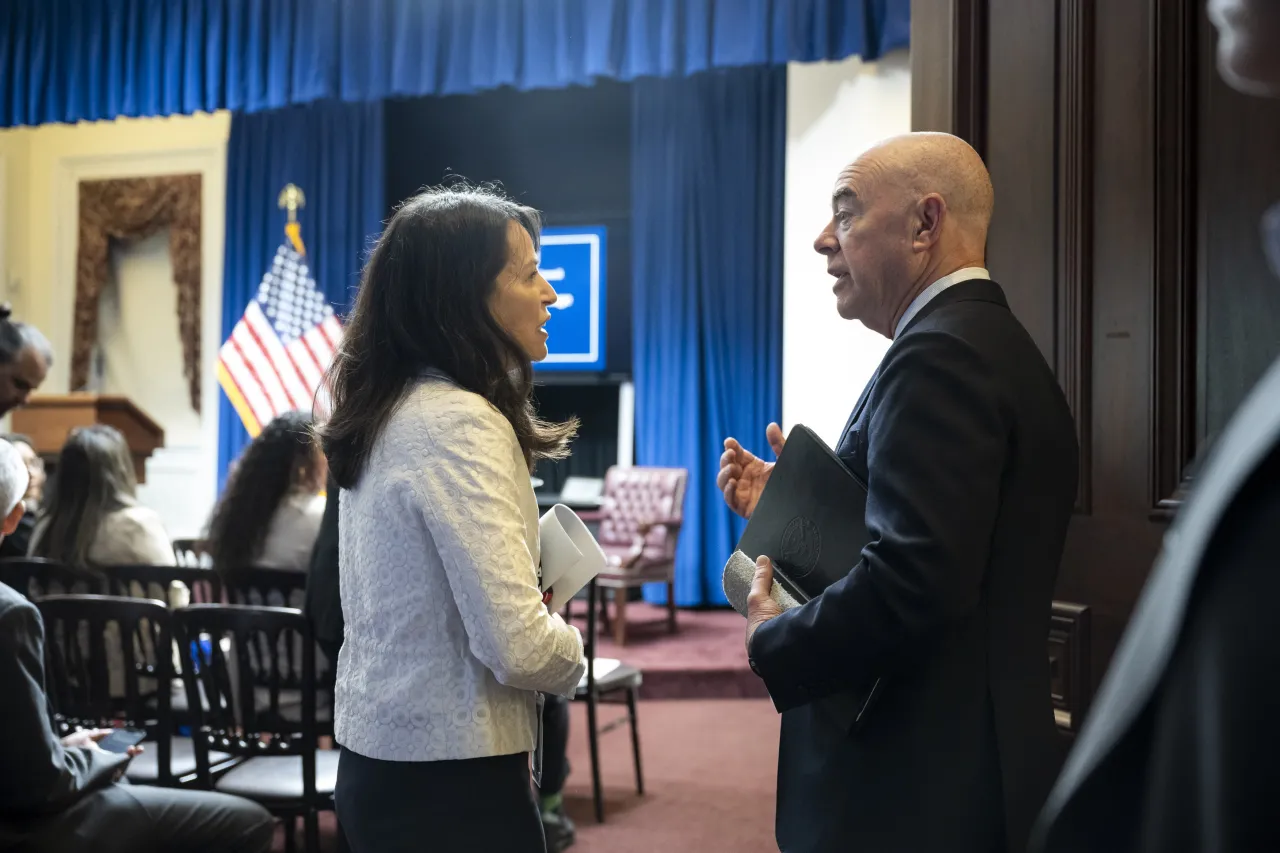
[717,423,786,519]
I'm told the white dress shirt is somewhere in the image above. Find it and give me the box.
[335,373,586,763]
[894,267,992,338]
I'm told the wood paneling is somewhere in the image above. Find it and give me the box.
[1056,0,1095,513]
[911,0,1211,708]
[983,0,1056,358]
[1049,601,1092,734]
[911,0,987,153]
[1150,0,1200,520]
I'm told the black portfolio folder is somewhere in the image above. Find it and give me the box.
[735,424,882,728]
[737,424,870,602]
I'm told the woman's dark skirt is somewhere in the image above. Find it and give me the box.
[335,746,546,853]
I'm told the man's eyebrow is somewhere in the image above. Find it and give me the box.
[831,187,857,207]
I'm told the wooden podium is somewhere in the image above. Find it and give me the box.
[11,394,165,484]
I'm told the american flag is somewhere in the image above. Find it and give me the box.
[216,243,342,437]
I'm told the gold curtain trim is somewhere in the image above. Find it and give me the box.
[72,175,203,413]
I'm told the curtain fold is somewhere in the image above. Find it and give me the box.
[0,0,907,128]
[218,99,384,491]
[74,175,204,412]
[632,66,785,607]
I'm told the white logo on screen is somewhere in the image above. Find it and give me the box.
[540,267,575,309]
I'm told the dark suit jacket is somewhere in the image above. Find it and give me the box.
[303,474,342,661]
[0,512,35,559]
[1032,356,1280,853]
[749,280,1079,853]
[0,580,128,843]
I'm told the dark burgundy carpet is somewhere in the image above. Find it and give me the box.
[273,699,781,853]
[567,603,769,700]
[561,699,780,852]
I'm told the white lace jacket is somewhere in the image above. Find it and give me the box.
[334,374,586,762]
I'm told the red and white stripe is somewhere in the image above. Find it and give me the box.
[217,302,341,425]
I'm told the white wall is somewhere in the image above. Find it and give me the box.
[0,112,231,537]
[782,50,911,446]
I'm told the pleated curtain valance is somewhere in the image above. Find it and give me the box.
[0,0,909,129]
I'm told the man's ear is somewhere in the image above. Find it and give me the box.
[913,194,947,251]
[2,500,24,536]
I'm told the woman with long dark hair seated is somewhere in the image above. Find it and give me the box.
[204,410,326,579]
[322,184,586,852]
[29,424,174,568]
[29,424,176,699]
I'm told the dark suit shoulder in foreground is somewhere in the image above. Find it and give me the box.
[1035,432,1280,852]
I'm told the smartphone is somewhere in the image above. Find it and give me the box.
[98,728,147,754]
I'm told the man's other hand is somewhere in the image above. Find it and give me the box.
[718,422,786,519]
[746,556,784,650]
[61,729,144,757]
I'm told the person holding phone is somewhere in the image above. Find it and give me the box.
[321,184,586,853]
[0,439,275,852]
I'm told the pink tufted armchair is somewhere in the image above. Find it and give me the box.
[577,466,688,646]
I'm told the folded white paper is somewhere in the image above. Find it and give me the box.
[539,504,607,611]
[721,549,802,617]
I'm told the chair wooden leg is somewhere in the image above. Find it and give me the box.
[283,815,296,853]
[304,810,320,853]
[626,687,644,795]
[613,588,627,646]
[666,580,677,633]
[598,593,612,634]
[587,692,605,823]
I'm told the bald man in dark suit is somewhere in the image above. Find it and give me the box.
[725,133,1079,853]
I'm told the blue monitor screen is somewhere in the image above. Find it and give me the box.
[536,226,607,373]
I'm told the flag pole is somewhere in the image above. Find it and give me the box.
[278,183,307,256]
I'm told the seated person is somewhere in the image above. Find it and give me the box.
[28,425,175,568]
[0,440,275,853]
[28,425,176,698]
[0,434,43,559]
[205,410,325,579]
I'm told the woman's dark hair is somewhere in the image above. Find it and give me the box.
[31,424,137,568]
[206,410,320,577]
[320,183,577,488]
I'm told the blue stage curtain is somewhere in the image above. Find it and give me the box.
[0,0,908,128]
[632,66,785,608]
[218,99,384,492]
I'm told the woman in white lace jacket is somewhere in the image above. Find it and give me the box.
[320,185,586,853]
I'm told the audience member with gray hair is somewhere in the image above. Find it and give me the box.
[0,435,41,559]
[0,303,52,418]
[0,438,29,538]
